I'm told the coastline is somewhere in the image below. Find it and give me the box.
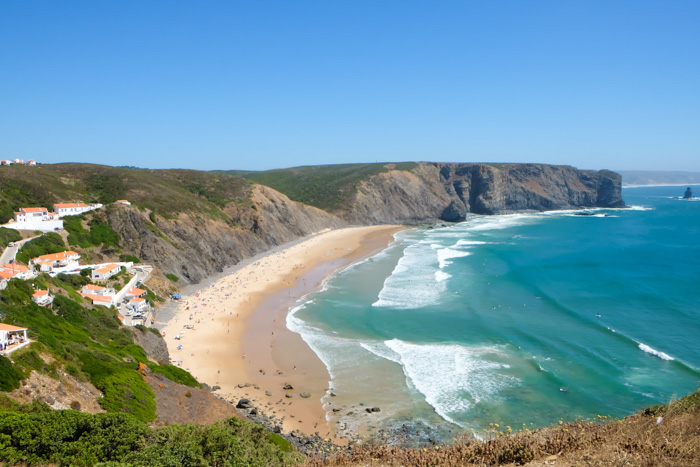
[158,225,405,440]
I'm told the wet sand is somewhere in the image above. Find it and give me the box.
[160,225,404,439]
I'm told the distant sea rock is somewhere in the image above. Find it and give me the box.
[684,187,693,199]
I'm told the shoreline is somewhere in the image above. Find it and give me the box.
[158,225,405,440]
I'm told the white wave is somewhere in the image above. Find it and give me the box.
[455,240,490,246]
[373,242,444,309]
[626,205,653,211]
[638,343,674,361]
[379,339,515,427]
[437,248,471,268]
[435,270,451,282]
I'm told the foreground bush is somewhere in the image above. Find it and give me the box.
[0,410,301,466]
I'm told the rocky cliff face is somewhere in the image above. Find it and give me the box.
[104,163,622,285]
[342,163,624,224]
[106,185,345,285]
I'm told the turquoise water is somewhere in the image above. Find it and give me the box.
[288,185,700,438]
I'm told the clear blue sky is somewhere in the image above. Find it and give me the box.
[1,1,698,171]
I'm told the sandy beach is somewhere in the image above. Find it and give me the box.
[160,225,404,440]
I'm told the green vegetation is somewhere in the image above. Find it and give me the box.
[165,273,179,282]
[0,163,254,224]
[84,172,127,204]
[150,364,201,388]
[231,162,418,211]
[63,214,120,249]
[15,232,65,264]
[119,254,140,263]
[141,283,165,303]
[0,356,23,391]
[0,279,181,422]
[0,409,301,466]
[0,227,21,248]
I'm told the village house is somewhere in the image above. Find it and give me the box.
[82,294,114,307]
[32,289,54,306]
[0,160,11,165]
[80,284,115,296]
[125,287,147,299]
[27,159,36,166]
[128,296,149,312]
[79,285,116,307]
[0,323,29,353]
[13,207,59,223]
[53,202,102,217]
[30,251,80,272]
[0,263,32,280]
[115,200,131,205]
[91,263,121,281]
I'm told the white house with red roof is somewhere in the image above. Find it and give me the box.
[116,200,131,205]
[128,296,149,312]
[6,207,63,231]
[30,251,80,272]
[0,323,29,353]
[79,284,116,307]
[53,202,102,218]
[91,263,121,281]
[126,287,147,299]
[0,263,32,280]
[32,289,54,306]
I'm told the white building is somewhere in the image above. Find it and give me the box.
[0,323,28,352]
[32,290,54,306]
[116,200,131,205]
[53,203,103,218]
[92,263,121,281]
[8,207,63,232]
[30,251,80,272]
[128,297,149,312]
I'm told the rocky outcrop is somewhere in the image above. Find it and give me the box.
[342,163,624,224]
[106,185,345,285]
[128,326,170,365]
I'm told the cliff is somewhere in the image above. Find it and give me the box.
[302,163,624,224]
[106,185,344,285]
[0,162,623,285]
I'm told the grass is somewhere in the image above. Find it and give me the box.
[63,213,120,249]
[0,278,184,423]
[0,163,254,224]
[229,162,418,212]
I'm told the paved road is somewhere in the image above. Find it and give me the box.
[0,236,41,264]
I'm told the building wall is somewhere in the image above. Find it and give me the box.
[3,219,64,232]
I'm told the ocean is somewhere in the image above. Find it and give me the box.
[287,185,700,439]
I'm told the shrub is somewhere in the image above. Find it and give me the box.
[150,364,201,388]
[0,227,21,248]
[15,232,65,264]
[119,254,140,264]
[165,273,179,282]
[0,356,23,391]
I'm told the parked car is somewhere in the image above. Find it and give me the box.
[7,242,15,247]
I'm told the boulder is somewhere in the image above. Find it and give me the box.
[236,398,252,409]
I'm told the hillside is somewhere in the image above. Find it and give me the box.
[1,162,623,285]
[232,162,624,224]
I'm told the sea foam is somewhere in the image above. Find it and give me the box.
[370,339,515,427]
[373,242,444,309]
[638,343,674,361]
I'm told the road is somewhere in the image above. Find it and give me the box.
[0,236,41,264]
